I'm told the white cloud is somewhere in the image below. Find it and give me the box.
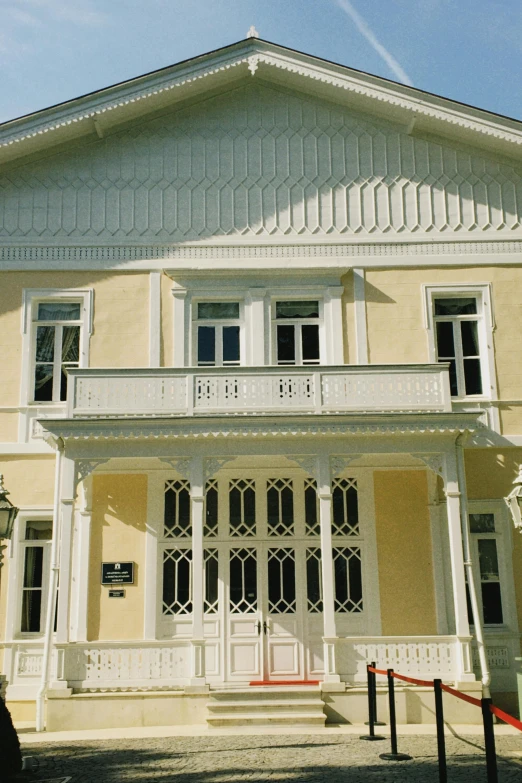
[16,0,108,27]
[334,0,413,86]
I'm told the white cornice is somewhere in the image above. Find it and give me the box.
[2,39,522,164]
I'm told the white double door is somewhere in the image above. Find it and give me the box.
[226,542,310,682]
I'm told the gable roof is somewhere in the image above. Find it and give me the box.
[2,36,522,165]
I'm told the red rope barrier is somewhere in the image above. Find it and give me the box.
[489,704,522,732]
[367,666,388,676]
[391,672,434,687]
[440,683,482,708]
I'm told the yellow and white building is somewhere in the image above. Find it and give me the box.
[0,33,521,730]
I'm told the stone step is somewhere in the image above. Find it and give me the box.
[208,698,325,714]
[206,686,326,728]
[207,712,326,728]
[209,687,321,701]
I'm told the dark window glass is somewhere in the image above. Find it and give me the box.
[302,325,320,363]
[276,301,319,318]
[38,302,81,321]
[277,324,295,363]
[478,539,499,580]
[305,484,318,534]
[25,521,52,541]
[306,552,322,612]
[21,590,42,633]
[223,326,240,363]
[229,549,257,612]
[464,359,482,395]
[334,555,348,605]
[436,322,455,358]
[23,547,43,588]
[434,298,477,316]
[205,485,218,535]
[197,326,216,364]
[205,554,219,610]
[461,321,480,356]
[481,582,503,624]
[21,547,44,633]
[198,302,239,319]
[348,554,363,606]
[469,514,495,534]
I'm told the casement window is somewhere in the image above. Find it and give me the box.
[21,289,92,406]
[19,519,53,634]
[467,511,509,627]
[194,301,241,366]
[424,285,494,401]
[273,300,321,365]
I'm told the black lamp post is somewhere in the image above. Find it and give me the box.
[504,466,522,533]
[0,475,18,565]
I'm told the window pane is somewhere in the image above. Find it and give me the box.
[25,521,52,540]
[23,547,43,588]
[277,324,295,363]
[62,326,80,362]
[478,539,500,580]
[223,326,240,363]
[34,365,54,401]
[36,325,55,362]
[21,590,42,633]
[205,552,219,611]
[198,302,239,319]
[464,358,482,395]
[434,298,477,316]
[198,326,216,364]
[435,322,455,358]
[37,302,81,321]
[481,582,503,624]
[461,321,480,357]
[302,325,320,362]
[469,513,495,533]
[276,301,319,319]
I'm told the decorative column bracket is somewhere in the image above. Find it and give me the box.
[204,458,231,483]
[76,459,109,487]
[330,455,362,479]
[160,458,192,479]
[415,453,445,481]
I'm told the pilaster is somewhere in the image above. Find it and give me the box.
[189,456,206,685]
[172,287,188,368]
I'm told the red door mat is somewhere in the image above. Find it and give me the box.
[249,680,320,686]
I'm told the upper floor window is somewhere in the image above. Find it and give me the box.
[273,300,320,365]
[194,302,241,367]
[433,297,483,397]
[33,302,82,402]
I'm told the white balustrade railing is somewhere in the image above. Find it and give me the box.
[67,364,451,418]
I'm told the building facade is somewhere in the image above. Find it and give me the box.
[0,34,521,729]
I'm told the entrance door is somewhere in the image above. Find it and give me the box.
[227,544,304,681]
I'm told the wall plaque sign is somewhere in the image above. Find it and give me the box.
[108,589,126,598]
[101,562,134,585]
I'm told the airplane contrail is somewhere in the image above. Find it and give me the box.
[335,0,413,86]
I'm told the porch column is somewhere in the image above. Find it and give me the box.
[189,456,206,686]
[316,454,340,683]
[72,476,93,642]
[172,287,188,367]
[442,449,474,682]
[55,456,76,646]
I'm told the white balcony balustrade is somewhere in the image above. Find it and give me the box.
[66,364,452,418]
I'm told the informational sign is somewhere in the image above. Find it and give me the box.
[108,589,126,598]
[101,562,134,585]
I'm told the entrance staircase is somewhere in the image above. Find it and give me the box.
[206,685,326,728]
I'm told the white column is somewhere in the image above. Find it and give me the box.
[55,456,76,646]
[189,456,206,686]
[172,287,188,368]
[316,454,340,683]
[353,268,368,364]
[247,287,267,366]
[442,449,474,682]
[71,476,93,642]
[149,271,161,368]
[324,286,345,365]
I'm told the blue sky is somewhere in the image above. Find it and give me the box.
[1,0,521,125]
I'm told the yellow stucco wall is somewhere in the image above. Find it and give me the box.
[374,470,437,635]
[0,456,55,508]
[88,474,147,641]
[341,270,355,365]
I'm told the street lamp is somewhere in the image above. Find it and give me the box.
[0,474,18,562]
[504,465,522,533]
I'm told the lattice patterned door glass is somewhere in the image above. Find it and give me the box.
[204,548,219,614]
[229,479,256,536]
[229,548,257,613]
[304,479,320,536]
[267,478,294,536]
[268,548,296,613]
[205,480,218,537]
[164,480,191,538]
[306,547,323,613]
[333,547,363,613]
[162,548,192,615]
[332,478,359,536]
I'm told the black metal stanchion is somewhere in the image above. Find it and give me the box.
[433,679,447,783]
[481,698,498,783]
[360,663,384,741]
[379,668,412,761]
[364,661,385,726]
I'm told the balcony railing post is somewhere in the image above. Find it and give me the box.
[187,374,194,417]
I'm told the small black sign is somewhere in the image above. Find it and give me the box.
[101,562,134,585]
[108,589,126,598]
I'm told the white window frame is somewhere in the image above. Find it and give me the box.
[423,284,496,402]
[191,299,244,367]
[270,297,326,366]
[20,288,93,407]
[467,500,518,632]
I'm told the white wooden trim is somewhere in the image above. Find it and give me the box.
[171,287,187,368]
[427,472,449,635]
[353,268,368,364]
[149,272,161,368]
[144,473,162,640]
[55,457,76,644]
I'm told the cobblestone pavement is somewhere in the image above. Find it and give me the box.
[19,732,522,782]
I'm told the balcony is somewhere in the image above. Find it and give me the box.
[66,364,451,418]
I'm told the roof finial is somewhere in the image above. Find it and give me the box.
[246,25,259,39]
